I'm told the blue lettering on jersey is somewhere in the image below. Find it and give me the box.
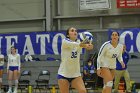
[112,54,117,58]
[71,51,77,58]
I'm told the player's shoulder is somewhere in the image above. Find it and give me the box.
[103,41,110,45]
[117,43,123,47]
[63,38,71,42]
[16,53,20,56]
[8,54,11,57]
[101,41,111,47]
[63,38,79,43]
[63,38,70,41]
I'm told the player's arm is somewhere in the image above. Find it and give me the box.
[126,52,130,64]
[7,55,10,73]
[118,51,123,62]
[118,46,125,68]
[63,39,93,50]
[96,44,107,77]
[80,37,93,50]
[80,43,93,50]
[63,39,80,48]
[97,44,107,70]
[18,54,21,71]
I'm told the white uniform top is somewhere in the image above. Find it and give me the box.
[58,38,82,78]
[97,41,123,70]
[7,54,21,70]
[0,54,4,66]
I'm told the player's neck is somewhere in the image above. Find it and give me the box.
[70,38,76,41]
[12,53,16,55]
[111,41,118,48]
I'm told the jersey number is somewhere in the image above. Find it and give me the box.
[71,52,77,58]
[112,54,117,58]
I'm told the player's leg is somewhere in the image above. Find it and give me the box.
[13,69,19,93]
[7,70,13,93]
[0,68,3,93]
[58,75,70,93]
[110,69,115,79]
[71,76,87,93]
[58,79,70,93]
[101,67,114,93]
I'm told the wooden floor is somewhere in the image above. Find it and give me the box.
[2,88,140,93]
[2,88,102,93]
[3,89,140,93]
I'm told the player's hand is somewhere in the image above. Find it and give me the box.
[121,62,125,68]
[81,38,89,44]
[97,69,102,77]
[86,44,93,50]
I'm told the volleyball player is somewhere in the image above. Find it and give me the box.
[97,31,125,93]
[7,46,21,93]
[57,27,93,93]
[0,49,4,93]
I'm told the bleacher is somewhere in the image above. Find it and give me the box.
[3,54,85,87]
[2,53,140,92]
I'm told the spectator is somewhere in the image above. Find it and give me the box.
[114,45,131,93]
[83,60,95,80]
[83,60,95,88]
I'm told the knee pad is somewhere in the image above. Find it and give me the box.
[0,78,2,83]
[106,81,113,87]
[15,80,18,84]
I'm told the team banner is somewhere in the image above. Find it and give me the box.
[79,0,111,11]
[108,28,140,53]
[117,0,140,8]
[0,30,86,56]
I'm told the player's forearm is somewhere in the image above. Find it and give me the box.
[118,56,123,63]
[79,43,86,48]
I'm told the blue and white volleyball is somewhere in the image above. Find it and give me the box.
[79,31,93,43]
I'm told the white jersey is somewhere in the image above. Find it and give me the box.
[58,38,82,78]
[7,54,21,70]
[0,54,4,66]
[97,41,123,70]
